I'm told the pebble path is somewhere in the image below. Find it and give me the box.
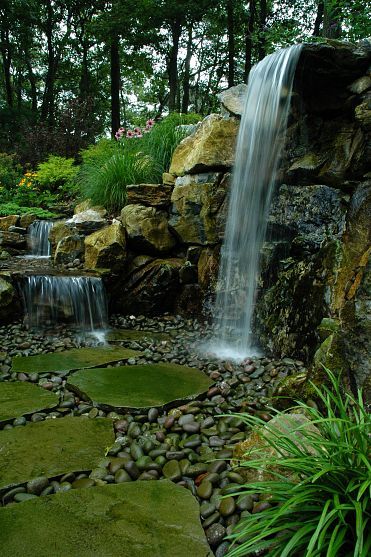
[0,314,307,556]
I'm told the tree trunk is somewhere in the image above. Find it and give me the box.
[257,0,267,60]
[243,0,255,82]
[168,18,182,112]
[25,48,37,112]
[110,37,121,136]
[322,1,342,38]
[227,0,235,88]
[182,26,193,113]
[0,28,13,107]
[79,43,90,98]
[313,0,324,36]
[41,0,56,124]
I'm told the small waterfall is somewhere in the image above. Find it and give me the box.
[28,221,54,256]
[210,45,302,360]
[20,275,108,334]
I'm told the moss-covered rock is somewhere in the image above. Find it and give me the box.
[0,382,59,423]
[0,277,17,323]
[125,184,173,208]
[0,215,19,230]
[0,481,212,557]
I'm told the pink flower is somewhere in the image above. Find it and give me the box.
[135,132,143,138]
[118,127,125,133]
[115,132,121,140]
[126,130,135,138]
[134,127,142,134]
[146,118,155,128]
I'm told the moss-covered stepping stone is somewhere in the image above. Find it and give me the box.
[106,329,171,342]
[11,346,142,375]
[0,417,114,490]
[0,480,212,557]
[0,382,59,423]
[67,363,213,410]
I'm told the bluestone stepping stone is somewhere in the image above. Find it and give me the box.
[11,346,142,375]
[67,363,213,410]
[106,329,171,342]
[0,416,114,490]
[0,382,58,423]
[0,481,213,557]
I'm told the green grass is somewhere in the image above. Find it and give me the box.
[0,202,58,218]
[226,369,371,557]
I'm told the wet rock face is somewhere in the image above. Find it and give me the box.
[121,204,176,255]
[84,223,126,271]
[0,277,19,322]
[253,41,371,393]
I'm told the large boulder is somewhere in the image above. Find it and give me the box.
[84,222,126,271]
[49,220,75,250]
[0,231,27,253]
[121,204,176,254]
[169,173,228,245]
[111,256,184,315]
[169,114,239,176]
[219,83,248,117]
[125,184,173,208]
[74,199,107,217]
[54,235,85,265]
[19,213,38,228]
[0,215,19,231]
[66,209,107,234]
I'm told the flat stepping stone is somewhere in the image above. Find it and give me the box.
[0,480,212,557]
[11,346,142,375]
[0,382,58,423]
[67,363,213,411]
[106,329,171,342]
[0,416,114,490]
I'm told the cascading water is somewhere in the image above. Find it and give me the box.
[28,220,54,257]
[210,45,302,360]
[20,275,108,336]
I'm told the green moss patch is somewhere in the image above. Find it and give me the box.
[106,329,171,342]
[11,346,142,375]
[0,382,59,423]
[0,481,212,557]
[0,417,114,490]
[67,363,213,410]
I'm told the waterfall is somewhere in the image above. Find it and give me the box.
[20,275,108,334]
[210,45,302,360]
[28,221,54,257]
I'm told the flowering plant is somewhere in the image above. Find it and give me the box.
[114,118,155,141]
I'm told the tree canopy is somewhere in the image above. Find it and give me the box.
[0,0,369,163]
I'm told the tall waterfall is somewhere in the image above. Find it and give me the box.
[211,45,302,360]
[28,221,54,257]
[20,275,108,334]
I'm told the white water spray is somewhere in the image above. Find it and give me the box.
[210,45,302,360]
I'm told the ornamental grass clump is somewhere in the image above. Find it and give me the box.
[226,370,371,557]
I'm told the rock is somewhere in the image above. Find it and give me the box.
[0,277,17,323]
[0,231,27,251]
[233,413,322,483]
[355,100,371,131]
[0,481,212,557]
[206,523,226,546]
[84,222,126,270]
[169,173,228,245]
[219,83,248,117]
[66,210,106,233]
[19,214,38,228]
[0,215,19,230]
[0,382,58,423]
[198,247,220,291]
[121,204,176,254]
[0,250,10,260]
[54,235,85,265]
[162,172,176,185]
[113,257,183,315]
[349,75,371,95]
[26,477,49,495]
[163,460,182,481]
[169,114,239,176]
[125,184,173,208]
[74,200,107,217]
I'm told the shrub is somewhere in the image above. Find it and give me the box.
[76,113,200,212]
[0,152,23,189]
[36,155,78,191]
[0,202,58,218]
[226,369,371,557]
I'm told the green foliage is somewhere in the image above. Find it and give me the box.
[0,202,58,218]
[77,114,200,211]
[227,369,371,557]
[0,152,23,189]
[36,155,78,191]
